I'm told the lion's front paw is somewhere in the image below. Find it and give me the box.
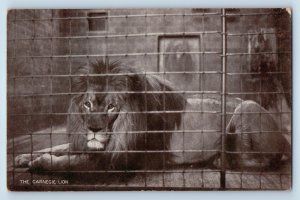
[15,154,34,167]
[28,153,52,170]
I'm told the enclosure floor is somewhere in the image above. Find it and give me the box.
[7,126,291,191]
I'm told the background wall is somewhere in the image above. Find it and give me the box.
[7,8,291,136]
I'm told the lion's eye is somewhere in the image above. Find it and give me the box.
[107,104,115,111]
[84,101,92,109]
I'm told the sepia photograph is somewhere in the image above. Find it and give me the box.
[7,8,292,191]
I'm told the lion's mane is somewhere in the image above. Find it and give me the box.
[67,60,186,169]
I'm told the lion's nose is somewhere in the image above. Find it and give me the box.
[88,127,102,133]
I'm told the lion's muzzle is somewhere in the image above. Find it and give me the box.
[87,131,109,151]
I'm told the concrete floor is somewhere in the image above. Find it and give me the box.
[7,125,291,191]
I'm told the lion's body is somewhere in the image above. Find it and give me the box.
[15,60,289,172]
[169,98,240,165]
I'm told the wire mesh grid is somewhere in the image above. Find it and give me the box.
[7,8,291,191]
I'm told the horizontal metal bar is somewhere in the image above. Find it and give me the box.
[226,91,291,95]
[9,129,222,136]
[8,91,291,98]
[225,171,291,175]
[8,90,221,97]
[9,149,290,154]
[225,111,291,115]
[7,31,292,41]
[9,12,222,22]
[9,110,221,115]
[9,130,291,137]
[7,31,221,41]
[10,169,291,177]
[226,130,291,134]
[10,168,221,173]
[7,71,291,79]
[7,71,222,79]
[7,31,292,42]
[9,11,286,23]
[226,71,290,75]
[224,12,285,17]
[11,149,221,154]
[225,51,291,56]
[226,31,291,37]
[9,169,291,175]
[225,151,291,154]
[7,51,291,60]
[7,51,222,59]
[8,111,291,117]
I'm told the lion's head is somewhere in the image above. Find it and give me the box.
[79,89,120,150]
[67,60,186,169]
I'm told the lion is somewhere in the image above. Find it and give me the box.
[15,60,289,172]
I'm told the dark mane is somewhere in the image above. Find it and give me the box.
[68,59,186,169]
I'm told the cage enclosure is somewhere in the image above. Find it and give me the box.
[7,8,292,191]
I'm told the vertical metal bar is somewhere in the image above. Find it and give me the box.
[29,10,36,186]
[67,11,72,169]
[182,10,186,188]
[144,11,148,187]
[220,8,227,189]
[103,12,109,187]
[162,10,166,188]
[200,9,205,188]
[50,9,54,176]
[124,13,129,186]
